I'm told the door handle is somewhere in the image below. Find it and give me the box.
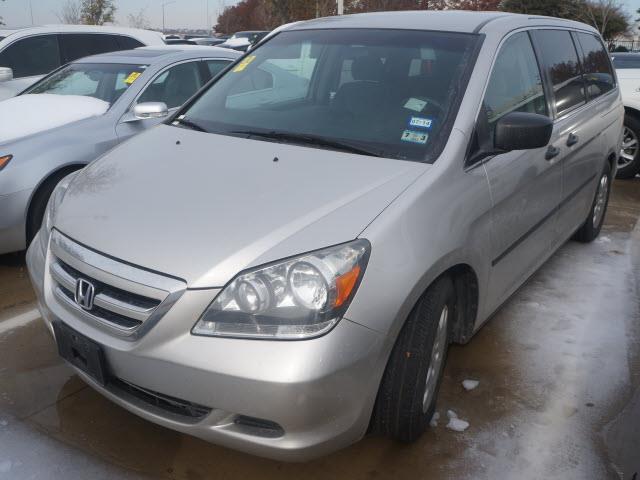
[545,145,560,160]
[566,133,579,147]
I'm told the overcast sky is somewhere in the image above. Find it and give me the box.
[1,0,639,29]
[1,0,241,30]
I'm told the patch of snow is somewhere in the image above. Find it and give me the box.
[447,409,458,419]
[429,412,440,427]
[0,461,12,473]
[597,236,612,244]
[446,417,470,432]
[462,379,479,391]
[0,94,109,144]
[0,420,7,427]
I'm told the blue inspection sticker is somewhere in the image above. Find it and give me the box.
[408,116,434,130]
[401,130,429,145]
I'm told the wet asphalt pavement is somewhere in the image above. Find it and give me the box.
[1,179,639,480]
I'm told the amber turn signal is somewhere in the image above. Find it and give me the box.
[0,155,12,171]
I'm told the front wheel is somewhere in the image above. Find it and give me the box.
[574,161,611,243]
[371,276,454,442]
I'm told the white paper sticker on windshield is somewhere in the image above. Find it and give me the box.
[408,116,433,130]
[404,98,427,112]
[401,130,428,144]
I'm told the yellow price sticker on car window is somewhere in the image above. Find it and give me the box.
[232,55,256,73]
[125,71,142,84]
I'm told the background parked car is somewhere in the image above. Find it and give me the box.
[0,45,240,255]
[0,25,165,101]
[218,30,270,52]
[191,37,226,46]
[611,52,640,178]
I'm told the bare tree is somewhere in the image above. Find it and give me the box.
[0,0,5,26]
[127,8,150,29]
[580,0,628,39]
[56,0,82,24]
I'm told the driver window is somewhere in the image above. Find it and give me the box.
[482,32,547,139]
[138,61,203,109]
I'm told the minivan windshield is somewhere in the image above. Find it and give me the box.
[24,63,148,106]
[178,29,480,162]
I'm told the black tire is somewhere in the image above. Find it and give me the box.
[26,169,78,246]
[371,276,454,443]
[617,114,640,179]
[574,161,611,243]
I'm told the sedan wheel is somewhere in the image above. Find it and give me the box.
[619,126,638,170]
[617,114,640,179]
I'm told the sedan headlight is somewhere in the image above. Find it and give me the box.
[40,172,77,250]
[192,239,371,340]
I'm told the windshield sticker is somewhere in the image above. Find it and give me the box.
[124,71,142,85]
[233,55,257,73]
[401,130,428,145]
[404,98,427,112]
[408,116,433,130]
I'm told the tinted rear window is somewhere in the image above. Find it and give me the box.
[534,30,586,116]
[60,34,121,63]
[0,34,61,77]
[576,32,614,99]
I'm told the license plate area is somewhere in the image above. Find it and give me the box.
[53,321,107,386]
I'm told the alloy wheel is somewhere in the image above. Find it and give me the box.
[423,305,448,412]
[619,126,639,170]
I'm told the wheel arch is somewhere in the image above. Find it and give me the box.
[24,163,85,240]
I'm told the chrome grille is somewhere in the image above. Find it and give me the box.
[49,230,186,338]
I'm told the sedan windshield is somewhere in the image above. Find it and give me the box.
[25,63,148,105]
[179,29,480,161]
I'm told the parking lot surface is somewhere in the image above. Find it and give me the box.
[1,179,639,480]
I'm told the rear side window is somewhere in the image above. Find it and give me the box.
[60,34,120,63]
[117,36,144,50]
[576,32,614,99]
[0,35,61,78]
[534,30,586,116]
[482,32,547,137]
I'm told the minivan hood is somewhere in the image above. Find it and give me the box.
[0,94,109,144]
[56,125,428,288]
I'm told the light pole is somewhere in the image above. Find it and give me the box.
[162,1,176,35]
[337,0,344,15]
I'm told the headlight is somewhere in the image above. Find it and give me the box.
[40,172,77,250]
[192,239,371,340]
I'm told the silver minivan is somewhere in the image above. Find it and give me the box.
[27,11,622,461]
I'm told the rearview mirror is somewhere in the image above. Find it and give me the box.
[494,112,553,151]
[0,67,13,83]
[132,102,169,120]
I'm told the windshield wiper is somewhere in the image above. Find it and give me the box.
[229,130,383,158]
[172,117,207,132]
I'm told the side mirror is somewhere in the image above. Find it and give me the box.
[494,112,553,151]
[0,67,13,83]
[132,102,169,120]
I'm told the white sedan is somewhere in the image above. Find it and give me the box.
[612,52,640,178]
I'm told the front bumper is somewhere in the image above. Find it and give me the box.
[26,233,387,461]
